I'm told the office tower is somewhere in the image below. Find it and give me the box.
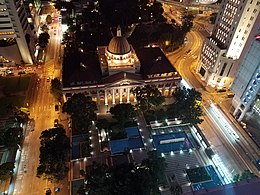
[0,0,35,64]
[231,25,260,122]
[196,0,260,89]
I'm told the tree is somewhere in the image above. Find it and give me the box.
[62,94,97,133]
[0,162,15,181]
[170,184,182,195]
[142,150,167,189]
[3,127,23,147]
[85,162,112,195]
[85,162,150,195]
[233,170,256,182]
[38,32,50,48]
[37,127,70,182]
[169,87,203,124]
[132,85,165,112]
[110,103,136,127]
[96,119,109,130]
[181,14,194,33]
[51,78,62,101]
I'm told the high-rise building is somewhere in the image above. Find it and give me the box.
[231,25,260,122]
[196,0,260,89]
[0,0,35,64]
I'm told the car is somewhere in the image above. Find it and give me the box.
[54,119,59,127]
[55,104,59,111]
[18,71,26,75]
[37,78,41,84]
[217,89,226,93]
[47,76,50,82]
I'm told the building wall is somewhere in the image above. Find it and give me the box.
[0,0,34,64]
[232,32,260,121]
[197,0,260,88]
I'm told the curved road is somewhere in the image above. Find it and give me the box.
[167,25,260,177]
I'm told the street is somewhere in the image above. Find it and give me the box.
[167,16,260,178]
[13,5,69,195]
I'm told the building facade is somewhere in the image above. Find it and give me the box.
[196,0,260,89]
[231,28,260,121]
[62,28,181,111]
[0,0,35,64]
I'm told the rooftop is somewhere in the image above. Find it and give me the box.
[136,47,177,76]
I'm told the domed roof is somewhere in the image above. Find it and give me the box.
[107,36,131,55]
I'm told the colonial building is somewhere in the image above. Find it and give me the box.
[62,27,181,110]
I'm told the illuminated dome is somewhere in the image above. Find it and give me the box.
[107,27,131,55]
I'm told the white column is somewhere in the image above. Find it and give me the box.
[119,88,123,104]
[134,92,137,103]
[168,83,173,97]
[97,90,100,105]
[105,90,108,105]
[112,89,115,104]
[127,88,130,103]
[162,84,165,96]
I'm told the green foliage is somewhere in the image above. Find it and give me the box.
[62,93,97,134]
[181,14,194,33]
[132,85,165,112]
[110,103,136,127]
[38,32,50,48]
[169,87,203,124]
[0,162,15,181]
[85,151,166,195]
[142,151,167,186]
[233,170,256,182]
[0,127,23,147]
[96,119,109,130]
[210,13,218,24]
[50,78,62,101]
[170,184,183,195]
[37,127,70,181]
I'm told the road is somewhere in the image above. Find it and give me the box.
[167,14,260,179]
[13,5,69,195]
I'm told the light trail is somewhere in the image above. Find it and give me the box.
[209,103,239,141]
[205,104,258,174]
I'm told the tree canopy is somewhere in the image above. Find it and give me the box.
[0,162,15,181]
[38,32,50,48]
[132,85,165,112]
[84,151,166,195]
[37,127,70,181]
[233,170,257,182]
[0,127,23,147]
[50,78,62,101]
[168,87,203,124]
[62,93,97,133]
[110,103,136,127]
